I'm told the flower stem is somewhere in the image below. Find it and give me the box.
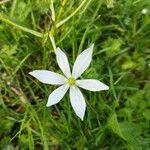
[49,0,57,53]
[49,33,56,52]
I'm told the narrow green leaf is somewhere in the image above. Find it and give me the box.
[0,13,43,37]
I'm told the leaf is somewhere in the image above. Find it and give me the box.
[102,38,123,58]
[107,113,143,150]
[120,122,142,150]
[143,110,150,120]
[107,113,125,140]
[122,60,136,70]
[144,82,150,102]
[0,13,43,37]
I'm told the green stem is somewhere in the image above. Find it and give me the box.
[50,0,55,22]
[0,13,43,37]
[49,33,56,52]
[10,0,17,17]
[56,0,87,28]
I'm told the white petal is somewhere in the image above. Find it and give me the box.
[29,70,66,85]
[56,47,71,78]
[72,44,94,79]
[69,86,86,120]
[46,84,69,107]
[76,79,109,91]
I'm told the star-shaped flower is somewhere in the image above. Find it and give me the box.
[29,44,109,120]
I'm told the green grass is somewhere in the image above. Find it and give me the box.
[0,0,150,149]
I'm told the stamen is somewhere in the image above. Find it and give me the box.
[68,77,76,86]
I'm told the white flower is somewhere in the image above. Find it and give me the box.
[106,0,114,9]
[142,8,148,15]
[29,44,109,120]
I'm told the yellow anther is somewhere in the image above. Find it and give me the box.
[68,77,76,86]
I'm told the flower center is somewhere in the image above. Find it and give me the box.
[68,77,76,86]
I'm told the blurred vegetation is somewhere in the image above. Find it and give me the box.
[0,0,150,149]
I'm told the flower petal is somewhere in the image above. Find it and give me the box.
[72,44,94,79]
[76,79,109,91]
[29,70,66,85]
[69,86,86,120]
[56,47,71,78]
[46,84,69,107]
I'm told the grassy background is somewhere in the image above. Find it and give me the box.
[0,0,150,149]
